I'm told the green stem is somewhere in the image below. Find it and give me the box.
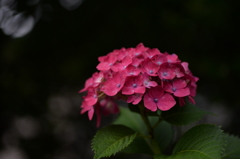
[138,104,153,134]
[138,104,161,155]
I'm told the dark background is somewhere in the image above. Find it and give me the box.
[0,0,240,158]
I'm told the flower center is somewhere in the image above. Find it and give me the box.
[117,84,121,88]
[132,83,137,88]
[163,72,167,76]
[172,87,176,92]
[149,70,153,74]
[153,98,158,103]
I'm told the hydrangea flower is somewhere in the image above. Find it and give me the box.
[79,43,198,126]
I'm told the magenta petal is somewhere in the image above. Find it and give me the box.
[173,79,187,89]
[96,62,111,71]
[88,108,94,120]
[122,86,134,95]
[127,94,143,105]
[188,96,196,104]
[178,97,186,106]
[147,81,158,87]
[84,96,98,106]
[163,82,174,93]
[157,93,176,111]
[125,65,141,76]
[79,77,93,93]
[143,93,157,111]
[166,54,178,63]
[134,86,146,94]
[101,73,125,96]
[174,87,190,97]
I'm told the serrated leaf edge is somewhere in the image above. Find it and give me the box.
[222,134,240,158]
[92,129,138,159]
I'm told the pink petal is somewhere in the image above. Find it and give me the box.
[142,59,159,76]
[111,56,132,72]
[125,65,141,76]
[127,94,143,105]
[148,85,164,98]
[88,108,94,120]
[173,79,187,89]
[158,63,176,80]
[143,73,158,88]
[178,97,186,106]
[152,54,167,66]
[134,86,146,94]
[143,93,157,111]
[166,54,179,63]
[122,86,134,95]
[163,82,173,93]
[144,48,161,58]
[79,77,93,93]
[96,62,111,71]
[101,73,125,96]
[148,81,158,87]
[132,56,145,67]
[157,93,176,111]
[174,87,190,97]
[188,96,196,104]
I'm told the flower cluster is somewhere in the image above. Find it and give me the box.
[79,43,198,126]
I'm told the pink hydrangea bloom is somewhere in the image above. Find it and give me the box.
[79,43,198,126]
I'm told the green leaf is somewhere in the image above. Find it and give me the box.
[161,103,213,125]
[222,134,240,159]
[114,107,173,154]
[153,120,173,151]
[113,107,153,155]
[155,124,225,159]
[155,151,217,159]
[113,107,148,135]
[92,125,137,159]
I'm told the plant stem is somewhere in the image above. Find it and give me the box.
[138,104,153,134]
[138,104,161,155]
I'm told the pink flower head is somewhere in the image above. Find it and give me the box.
[79,43,199,126]
[143,86,176,111]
